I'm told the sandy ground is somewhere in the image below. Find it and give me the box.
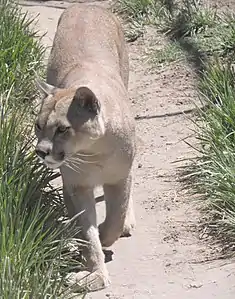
[20,1,235,298]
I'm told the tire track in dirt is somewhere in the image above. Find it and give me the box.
[22,2,235,298]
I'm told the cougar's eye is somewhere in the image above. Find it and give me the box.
[57,126,70,134]
[35,123,41,131]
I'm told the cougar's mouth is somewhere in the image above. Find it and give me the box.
[44,156,65,170]
[45,161,63,169]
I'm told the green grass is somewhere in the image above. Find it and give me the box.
[0,1,86,297]
[114,0,235,250]
[160,0,218,39]
[0,92,83,298]
[114,0,218,36]
[148,42,183,65]
[114,0,161,21]
[113,0,166,42]
[0,0,45,104]
[181,61,235,249]
[123,19,145,42]
[114,0,235,66]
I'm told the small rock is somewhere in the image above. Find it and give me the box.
[188,282,203,289]
[165,262,171,267]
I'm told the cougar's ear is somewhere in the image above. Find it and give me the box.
[35,74,56,97]
[73,86,100,114]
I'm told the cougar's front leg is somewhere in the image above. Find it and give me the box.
[99,173,134,247]
[63,185,110,291]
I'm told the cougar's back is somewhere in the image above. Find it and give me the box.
[46,4,129,88]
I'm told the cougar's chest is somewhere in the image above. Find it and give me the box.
[61,162,105,187]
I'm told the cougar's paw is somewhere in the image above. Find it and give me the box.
[99,222,119,248]
[121,222,135,238]
[66,270,110,292]
[121,213,136,238]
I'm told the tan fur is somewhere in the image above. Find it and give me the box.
[35,4,136,291]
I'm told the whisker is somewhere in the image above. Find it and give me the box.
[69,157,99,164]
[64,161,84,174]
[66,161,83,169]
[75,152,100,157]
[67,152,100,158]
[69,156,84,163]
[67,164,82,174]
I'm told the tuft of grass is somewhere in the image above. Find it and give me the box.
[148,42,184,65]
[114,0,218,35]
[181,61,235,250]
[114,0,222,65]
[123,19,145,42]
[113,0,166,40]
[0,1,86,297]
[160,0,218,39]
[113,0,159,21]
[0,91,85,298]
[0,0,45,103]
[218,14,235,58]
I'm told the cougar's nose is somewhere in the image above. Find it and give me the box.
[36,140,52,160]
[35,149,49,160]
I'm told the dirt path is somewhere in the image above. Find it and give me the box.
[21,1,235,298]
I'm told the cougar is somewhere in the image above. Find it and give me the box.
[35,4,136,291]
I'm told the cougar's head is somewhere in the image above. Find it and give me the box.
[34,78,105,169]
